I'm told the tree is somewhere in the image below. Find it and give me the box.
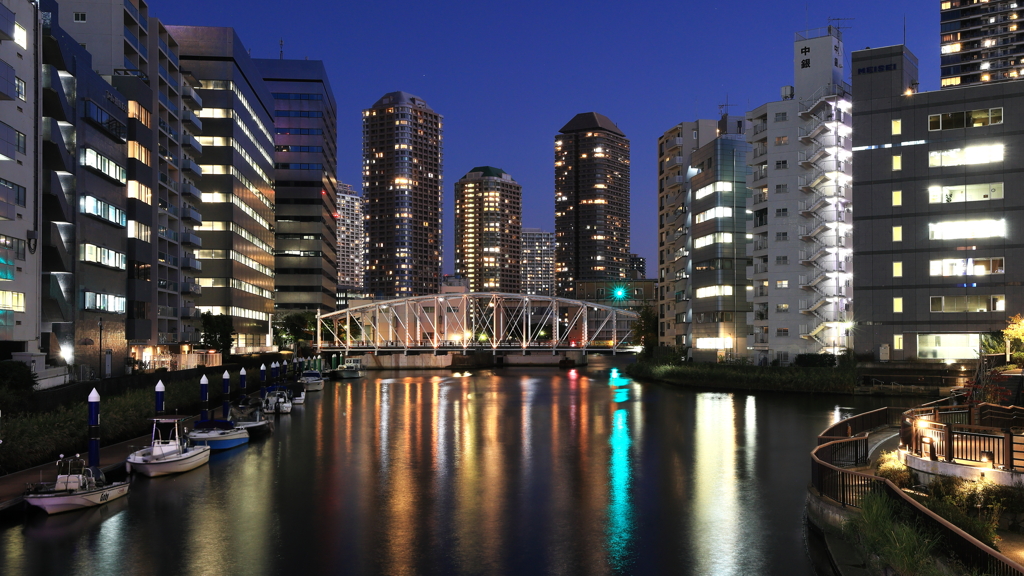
[633,306,659,360]
[200,312,235,359]
[280,311,316,354]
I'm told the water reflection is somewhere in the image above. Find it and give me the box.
[0,361,902,575]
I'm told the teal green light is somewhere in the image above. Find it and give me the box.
[606,408,634,568]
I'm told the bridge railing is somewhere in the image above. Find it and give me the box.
[811,407,1024,576]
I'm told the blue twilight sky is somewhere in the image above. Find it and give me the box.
[153,0,938,275]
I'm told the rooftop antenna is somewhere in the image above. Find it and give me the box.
[280,38,284,60]
[827,17,854,33]
[718,95,735,118]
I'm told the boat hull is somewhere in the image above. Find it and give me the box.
[127,446,211,477]
[188,429,249,450]
[304,380,324,391]
[339,369,366,379]
[237,420,271,436]
[24,483,130,515]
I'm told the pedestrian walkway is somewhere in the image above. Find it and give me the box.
[0,416,199,512]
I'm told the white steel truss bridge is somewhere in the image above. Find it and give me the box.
[315,293,639,355]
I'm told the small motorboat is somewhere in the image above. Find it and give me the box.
[290,383,306,405]
[262,386,293,414]
[126,417,211,477]
[187,420,249,450]
[231,396,272,436]
[24,455,130,515]
[299,370,324,392]
[339,358,367,379]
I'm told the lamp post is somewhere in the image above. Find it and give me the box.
[97,317,104,379]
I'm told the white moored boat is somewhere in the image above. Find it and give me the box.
[24,455,130,515]
[126,417,211,478]
[299,370,324,392]
[262,386,293,414]
[231,396,272,436]
[290,383,306,405]
[339,358,367,379]
[187,420,249,450]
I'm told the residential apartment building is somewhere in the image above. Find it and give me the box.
[254,58,338,313]
[852,44,1016,362]
[939,0,1024,88]
[521,228,554,297]
[628,253,646,279]
[168,26,276,354]
[335,181,363,291]
[554,112,630,298]
[657,119,720,349]
[58,0,203,369]
[745,26,853,366]
[362,91,442,299]
[454,166,522,293]
[0,0,40,363]
[656,115,751,359]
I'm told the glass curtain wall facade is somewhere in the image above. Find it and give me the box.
[254,58,338,313]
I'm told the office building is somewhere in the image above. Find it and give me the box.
[745,26,853,365]
[554,112,630,297]
[0,0,39,364]
[852,44,1016,362]
[335,182,363,291]
[454,166,522,293]
[362,91,442,299]
[657,115,752,360]
[168,26,276,354]
[58,0,203,369]
[521,228,554,297]
[939,1,1024,88]
[254,58,338,313]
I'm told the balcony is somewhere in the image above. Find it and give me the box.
[180,204,202,223]
[157,252,178,267]
[157,305,178,318]
[751,165,768,182]
[752,122,768,135]
[181,179,201,200]
[42,170,72,223]
[663,137,684,153]
[158,118,178,142]
[158,332,179,345]
[43,221,71,273]
[42,64,73,122]
[157,279,179,291]
[182,131,202,155]
[0,4,14,42]
[181,156,202,178]
[158,172,179,192]
[752,191,768,205]
[181,330,201,343]
[181,232,202,247]
[181,255,202,271]
[42,117,72,173]
[181,280,201,295]
[182,108,202,133]
[158,226,179,242]
[182,84,202,110]
[180,305,199,319]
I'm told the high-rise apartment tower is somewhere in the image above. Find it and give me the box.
[939,0,1024,88]
[454,166,522,293]
[554,112,630,298]
[362,92,443,299]
[335,182,363,291]
[521,228,555,297]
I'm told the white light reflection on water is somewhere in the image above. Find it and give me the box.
[693,393,740,575]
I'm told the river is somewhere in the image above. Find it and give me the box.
[0,357,902,575]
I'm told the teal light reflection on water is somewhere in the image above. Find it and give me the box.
[609,368,631,403]
[606,408,633,569]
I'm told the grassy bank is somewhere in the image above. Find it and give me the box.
[0,367,261,474]
[625,361,857,394]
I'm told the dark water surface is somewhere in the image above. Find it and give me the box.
[0,358,901,575]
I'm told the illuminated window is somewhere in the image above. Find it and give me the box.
[892,190,902,206]
[79,196,126,227]
[892,226,903,242]
[929,257,1004,276]
[129,101,151,127]
[893,297,903,313]
[694,206,732,224]
[893,262,903,277]
[928,219,1006,240]
[0,290,25,312]
[918,333,979,360]
[79,148,127,184]
[892,155,902,171]
[127,220,151,242]
[84,292,126,313]
[940,43,961,54]
[776,280,789,289]
[928,109,1002,130]
[891,119,902,135]
[128,181,152,204]
[928,182,1003,203]
[79,244,126,269]
[941,77,962,87]
[128,141,150,166]
[694,285,733,298]
[695,337,732,349]
[930,295,1004,313]
[694,181,732,200]
[13,24,25,49]
[894,334,904,350]
[929,145,1004,167]
[693,232,732,248]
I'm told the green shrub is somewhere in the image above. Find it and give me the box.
[794,353,837,368]
[624,360,857,393]
[876,450,914,489]
[844,492,943,576]
[925,476,1002,549]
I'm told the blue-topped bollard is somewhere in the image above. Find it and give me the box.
[155,380,165,415]
[332,354,338,370]
[200,375,209,421]
[271,361,278,381]
[88,388,101,468]
[260,360,268,397]
[239,367,247,394]
[222,370,231,419]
